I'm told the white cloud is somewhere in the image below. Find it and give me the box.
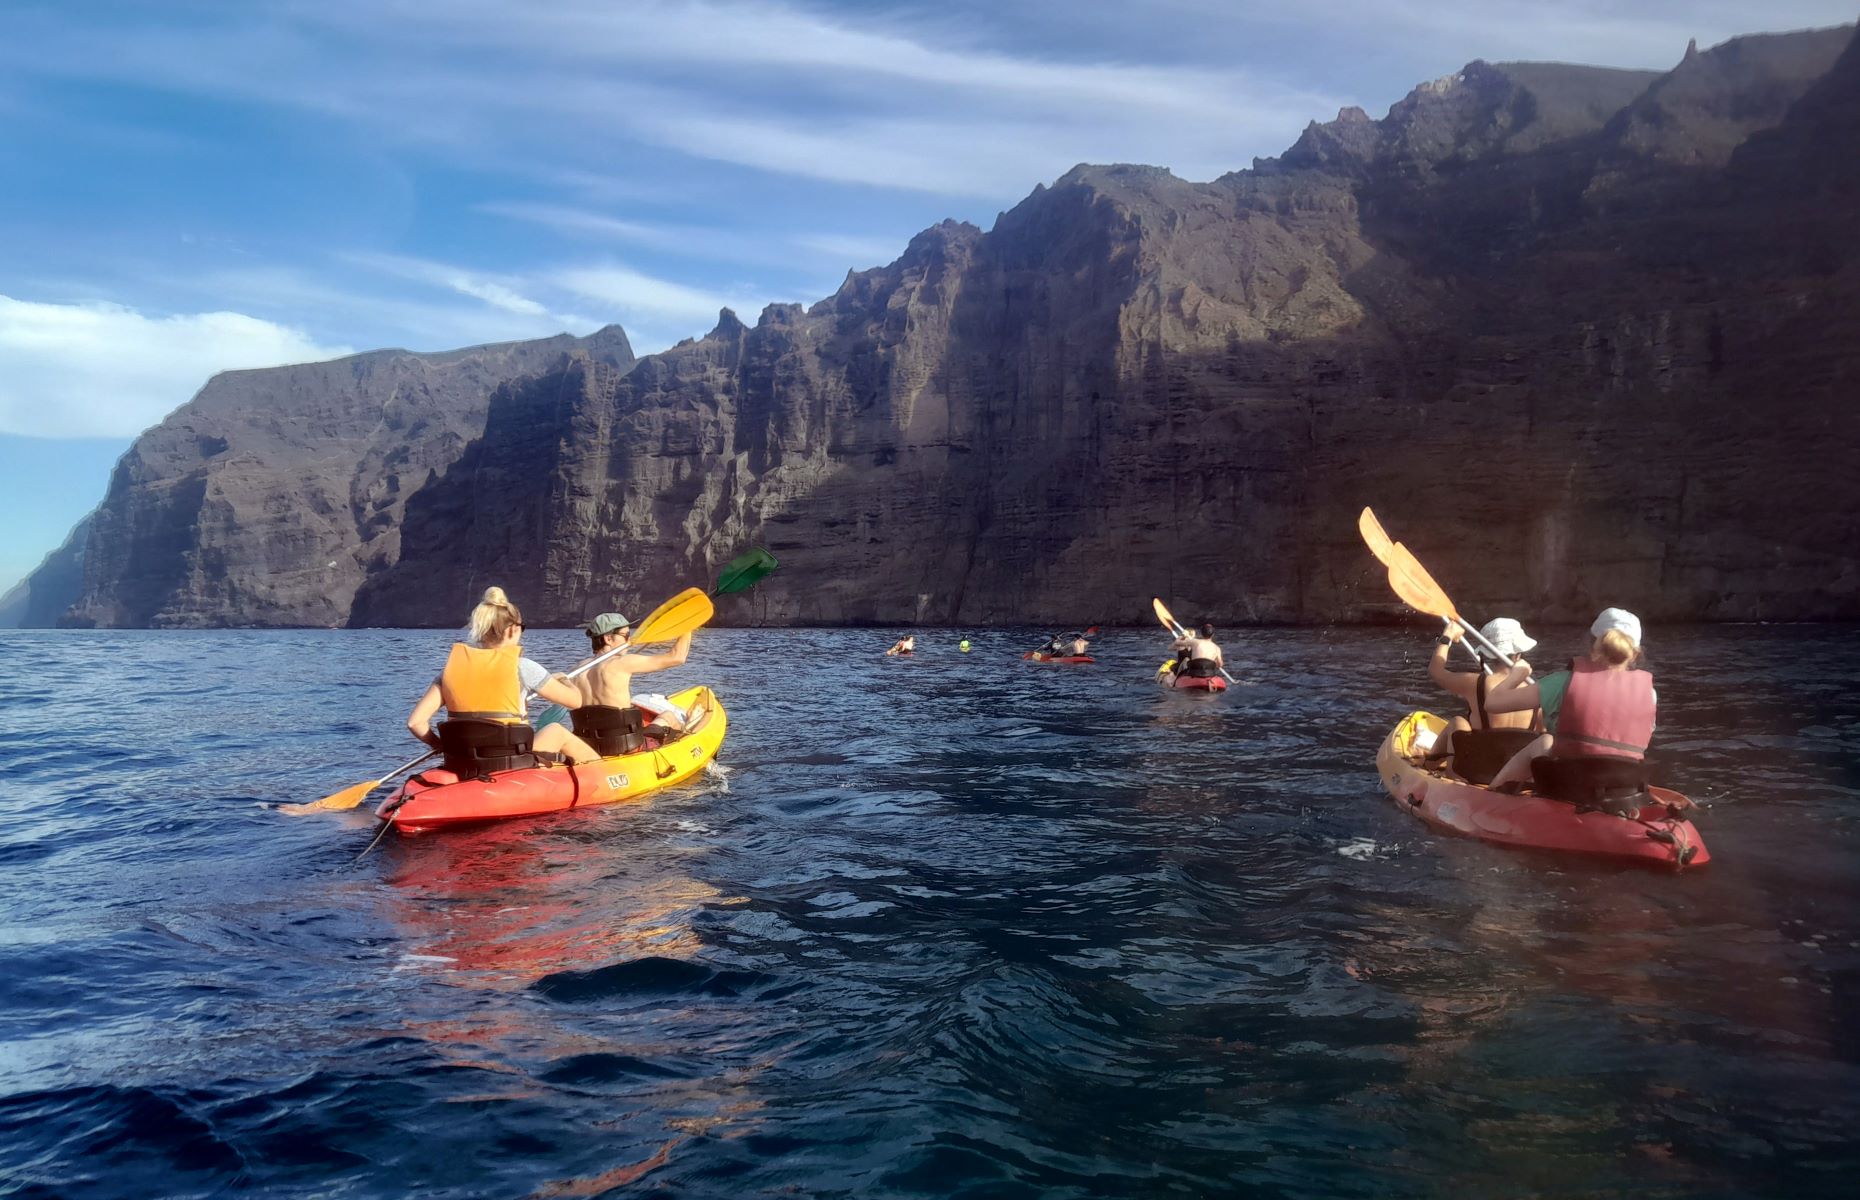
[790,233,903,269]
[338,251,553,317]
[0,293,352,437]
[552,264,756,325]
[481,201,906,275]
[0,0,1347,196]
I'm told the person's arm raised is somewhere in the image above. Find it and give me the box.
[617,631,693,676]
[1481,658,1540,714]
[1427,622,1472,697]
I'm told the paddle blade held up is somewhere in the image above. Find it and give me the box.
[1152,597,1185,636]
[714,547,777,596]
[632,587,714,645]
[1357,507,1521,670]
[1357,506,1397,566]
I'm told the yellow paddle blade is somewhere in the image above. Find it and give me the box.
[1358,507,1397,566]
[632,587,714,645]
[281,777,383,814]
[1152,597,1182,634]
[1386,541,1462,624]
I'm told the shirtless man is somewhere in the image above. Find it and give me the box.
[568,612,695,754]
[1170,622,1224,678]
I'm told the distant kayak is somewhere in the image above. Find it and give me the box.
[1023,652,1094,664]
[1377,711,1707,869]
[378,685,725,834]
[1156,661,1227,691]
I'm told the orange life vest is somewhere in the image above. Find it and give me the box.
[438,643,525,722]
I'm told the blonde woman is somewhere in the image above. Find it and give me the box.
[1482,608,1656,812]
[406,587,597,770]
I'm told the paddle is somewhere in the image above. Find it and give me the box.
[1357,507,1521,671]
[714,547,777,596]
[282,749,439,814]
[530,586,716,727]
[1151,598,1238,683]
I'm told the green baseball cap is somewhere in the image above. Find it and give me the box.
[584,612,631,635]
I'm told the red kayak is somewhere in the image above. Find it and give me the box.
[1377,711,1708,869]
[1024,652,1094,664]
[1157,662,1227,691]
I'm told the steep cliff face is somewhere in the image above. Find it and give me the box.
[28,24,1860,627]
[51,329,633,626]
[0,516,88,627]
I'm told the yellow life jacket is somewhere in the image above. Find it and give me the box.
[438,643,525,722]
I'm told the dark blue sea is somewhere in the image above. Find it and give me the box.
[1,625,1857,1198]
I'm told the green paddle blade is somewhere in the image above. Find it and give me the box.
[715,547,778,595]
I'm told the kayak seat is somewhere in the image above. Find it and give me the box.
[1180,658,1221,679]
[571,705,645,757]
[1531,756,1650,811]
[438,719,536,778]
[1452,729,1543,785]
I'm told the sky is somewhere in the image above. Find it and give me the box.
[1,0,1853,593]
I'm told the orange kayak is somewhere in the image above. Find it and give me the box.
[378,685,725,834]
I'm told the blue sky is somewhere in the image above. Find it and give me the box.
[1,0,1852,593]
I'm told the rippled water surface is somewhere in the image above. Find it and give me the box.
[1,625,1857,1198]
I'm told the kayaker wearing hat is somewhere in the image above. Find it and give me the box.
[406,586,599,769]
[1426,617,1544,783]
[567,612,695,756]
[1482,608,1660,813]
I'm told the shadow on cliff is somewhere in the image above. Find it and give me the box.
[349,25,1860,628]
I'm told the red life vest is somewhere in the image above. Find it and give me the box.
[1555,658,1655,760]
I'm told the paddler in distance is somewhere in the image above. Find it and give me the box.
[1168,622,1224,681]
[568,612,696,755]
[1426,617,1544,783]
[406,587,598,769]
[886,635,915,656]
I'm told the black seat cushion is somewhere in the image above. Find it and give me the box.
[1530,755,1650,804]
[571,704,645,757]
[1452,729,1542,785]
[438,719,536,776]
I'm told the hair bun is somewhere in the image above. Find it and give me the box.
[481,586,509,607]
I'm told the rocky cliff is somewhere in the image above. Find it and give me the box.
[44,329,633,626]
[26,23,1860,627]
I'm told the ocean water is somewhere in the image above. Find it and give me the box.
[0,624,1856,1199]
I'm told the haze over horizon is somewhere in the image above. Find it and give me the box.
[2,0,1853,594]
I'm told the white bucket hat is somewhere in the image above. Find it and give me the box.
[1478,617,1537,659]
[1590,607,1643,645]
